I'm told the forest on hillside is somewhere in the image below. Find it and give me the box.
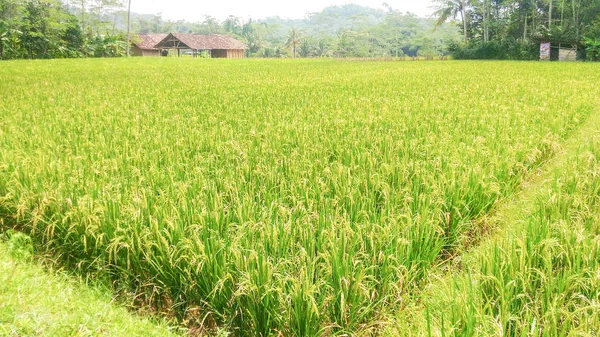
[1,0,599,60]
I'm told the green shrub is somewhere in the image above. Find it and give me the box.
[449,40,538,60]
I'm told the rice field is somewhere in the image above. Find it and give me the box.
[414,114,600,337]
[0,58,599,336]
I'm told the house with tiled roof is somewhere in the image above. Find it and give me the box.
[131,33,246,58]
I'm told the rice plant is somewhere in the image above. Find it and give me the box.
[0,58,598,335]
[419,125,600,337]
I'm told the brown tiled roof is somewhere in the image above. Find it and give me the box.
[132,34,168,50]
[155,33,247,50]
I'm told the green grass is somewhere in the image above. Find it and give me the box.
[0,232,182,337]
[0,58,599,335]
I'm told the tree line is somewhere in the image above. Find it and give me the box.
[133,4,459,59]
[433,0,600,60]
[0,1,460,60]
[1,0,599,60]
[0,0,131,59]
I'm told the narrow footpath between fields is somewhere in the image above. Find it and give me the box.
[390,108,600,336]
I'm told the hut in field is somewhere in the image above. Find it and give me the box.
[131,34,168,57]
[132,33,246,58]
[540,41,579,61]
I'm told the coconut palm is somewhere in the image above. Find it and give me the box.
[223,16,242,36]
[285,28,302,58]
[432,0,469,42]
[298,39,313,57]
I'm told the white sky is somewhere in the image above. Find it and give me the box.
[131,0,435,22]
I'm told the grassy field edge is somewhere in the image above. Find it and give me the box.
[0,234,184,337]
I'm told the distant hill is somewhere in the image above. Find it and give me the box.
[75,2,459,58]
[260,4,388,38]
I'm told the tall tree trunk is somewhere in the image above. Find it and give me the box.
[460,6,468,42]
[483,0,489,43]
[126,0,131,57]
[532,6,537,34]
[548,0,553,29]
[523,13,528,41]
[572,0,577,37]
[575,0,581,38]
[81,0,85,33]
[560,0,565,27]
[112,12,117,34]
[486,0,491,42]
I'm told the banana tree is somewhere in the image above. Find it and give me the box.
[584,37,600,61]
[90,33,127,57]
[0,23,22,59]
[0,25,7,58]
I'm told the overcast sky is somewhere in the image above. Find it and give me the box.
[131,0,436,22]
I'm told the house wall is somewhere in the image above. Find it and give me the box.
[141,49,161,57]
[132,46,161,57]
[211,49,228,58]
[131,45,144,56]
[226,49,245,59]
[134,46,245,58]
[558,48,577,62]
[210,49,245,58]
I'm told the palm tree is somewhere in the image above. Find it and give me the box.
[314,39,329,57]
[432,0,469,42]
[298,39,313,57]
[223,16,242,36]
[285,28,302,58]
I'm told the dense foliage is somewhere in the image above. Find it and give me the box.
[1,59,598,335]
[130,4,460,58]
[0,0,131,59]
[2,1,600,60]
[0,1,460,60]
[434,0,600,59]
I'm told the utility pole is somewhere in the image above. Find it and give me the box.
[126,0,131,57]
